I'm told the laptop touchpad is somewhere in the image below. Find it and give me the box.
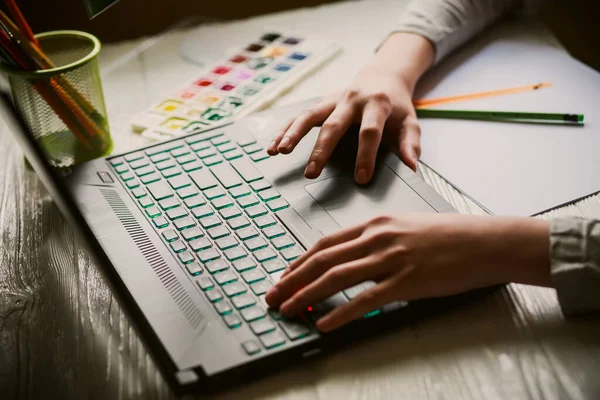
[304,165,436,229]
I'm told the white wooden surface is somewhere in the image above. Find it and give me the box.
[1,0,600,399]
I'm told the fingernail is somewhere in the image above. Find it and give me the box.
[305,161,318,178]
[355,168,368,184]
[265,287,278,304]
[267,140,278,155]
[279,136,291,150]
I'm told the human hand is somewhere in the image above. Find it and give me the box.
[265,213,550,332]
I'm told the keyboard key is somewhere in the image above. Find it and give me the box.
[232,293,256,309]
[254,248,277,263]
[182,227,203,241]
[174,217,196,230]
[145,206,161,218]
[162,166,182,178]
[231,158,263,183]
[197,277,214,291]
[224,149,243,161]
[166,207,188,220]
[134,165,154,176]
[204,187,225,200]
[120,171,135,181]
[200,216,222,229]
[129,158,150,169]
[215,300,232,315]
[189,169,219,190]
[140,173,161,185]
[217,142,236,153]
[271,235,295,250]
[250,318,275,335]
[176,154,196,165]
[198,249,221,264]
[196,148,217,159]
[191,206,214,219]
[147,181,173,200]
[241,269,265,283]
[125,152,144,162]
[210,163,243,189]
[241,306,266,322]
[126,179,141,189]
[186,131,224,144]
[190,140,210,152]
[138,197,154,208]
[149,152,170,163]
[250,179,272,192]
[220,206,242,220]
[279,319,311,340]
[262,258,286,274]
[224,246,248,261]
[177,186,198,199]
[262,224,285,239]
[214,270,237,285]
[182,160,203,172]
[189,237,212,252]
[206,288,224,303]
[216,236,238,250]
[158,197,180,210]
[168,175,192,190]
[242,340,261,355]
[109,157,124,167]
[236,137,256,147]
[169,240,186,253]
[229,186,251,199]
[131,187,147,198]
[161,229,178,242]
[254,215,276,229]
[233,258,256,272]
[208,226,230,239]
[184,196,206,209]
[114,164,128,174]
[227,216,250,230]
[212,197,233,210]
[243,143,263,155]
[223,282,247,297]
[224,313,242,329]
[237,195,259,208]
[185,262,203,276]
[171,147,190,158]
[211,135,230,146]
[236,227,259,241]
[146,141,183,156]
[155,159,176,171]
[178,251,195,264]
[343,283,369,300]
[266,198,289,212]
[245,205,268,218]
[152,216,169,229]
[203,155,223,166]
[281,247,303,261]
[258,189,280,202]
[245,237,268,251]
[250,279,273,295]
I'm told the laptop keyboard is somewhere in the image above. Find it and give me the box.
[108,129,315,354]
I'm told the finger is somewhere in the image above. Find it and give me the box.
[305,100,357,179]
[266,236,368,307]
[354,99,391,184]
[279,256,387,317]
[316,270,412,332]
[277,101,336,154]
[267,118,295,155]
[397,115,422,172]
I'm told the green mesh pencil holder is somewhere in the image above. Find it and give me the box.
[1,30,112,169]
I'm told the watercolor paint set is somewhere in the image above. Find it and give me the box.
[131,31,342,141]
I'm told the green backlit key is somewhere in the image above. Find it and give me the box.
[177,186,199,199]
[138,197,154,208]
[250,152,269,162]
[200,216,222,229]
[250,179,271,192]
[223,282,247,297]
[204,258,228,273]
[262,224,285,239]
[159,197,180,210]
[214,270,237,286]
[161,229,178,242]
[196,148,217,159]
[169,240,186,253]
[245,237,268,252]
[249,318,275,335]
[266,198,289,212]
[241,269,265,284]
[215,300,232,315]
[245,205,268,218]
[217,143,236,153]
[152,216,169,229]
[242,340,260,355]
[258,189,280,202]
[131,188,147,198]
[191,206,213,218]
[168,175,192,190]
[208,226,230,240]
[281,246,303,261]
[224,149,243,161]
[254,215,276,229]
[166,207,188,220]
[189,237,212,252]
[236,227,259,241]
[237,195,259,208]
[197,277,214,291]
[212,197,233,210]
[206,288,224,303]
[155,159,176,171]
[254,248,277,263]
[227,216,250,230]
[178,251,195,264]
[271,235,295,250]
[241,306,266,322]
[224,246,248,261]
[140,173,161,185]
[135,165,154,176]
[203,155,223,166]
[185,262,203,276]
[259,330,286,349]
[182,160,203,172]
[184,196,206,209]
[229,186,251,198]
[250,279,273,295]
[220,206,242,220]
[174,217,196,230]
[262,258,286,274]
[233,258,256,272]
[176,154,196,165]
[204,187,225,200]
[232,293,256,309]
[145,206,161,218]
[162,167,182,179]
[216,236,238,250]
[224,313,242,329]
[182,227,203,241]
[149,152,170,163]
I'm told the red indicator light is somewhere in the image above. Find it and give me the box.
[307,306,313,312]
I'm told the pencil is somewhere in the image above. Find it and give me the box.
[413,82,552,108]
[415,108,584,124]
[4,0,39,46]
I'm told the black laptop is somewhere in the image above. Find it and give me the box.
[0,92,491,395]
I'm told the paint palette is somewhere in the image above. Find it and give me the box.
[131,32,342,140]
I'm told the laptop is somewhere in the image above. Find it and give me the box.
[0,92,492,395]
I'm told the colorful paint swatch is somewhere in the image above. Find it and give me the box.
[229,55,248,63]
[289,52,308,61]
[262,46,288,57]
[155,100,183,113]
[194,78,214,87]
[181,105,209,119]
[260,33,281,42]
[202,108,232,122]
[239,86,261,96]
[283,37,301,45]
[237,69,254,80]
[198,93,223,105]
[220,83,236,91]
[255,74,276,84]
[274,63,293,72]
[246,43,264,52]
[212,66,232,75]
[246,57,272,70]
[161,117,189,130]
[177,87,200,100]
[220,97,244,111]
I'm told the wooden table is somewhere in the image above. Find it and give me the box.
[2,1,600,398]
